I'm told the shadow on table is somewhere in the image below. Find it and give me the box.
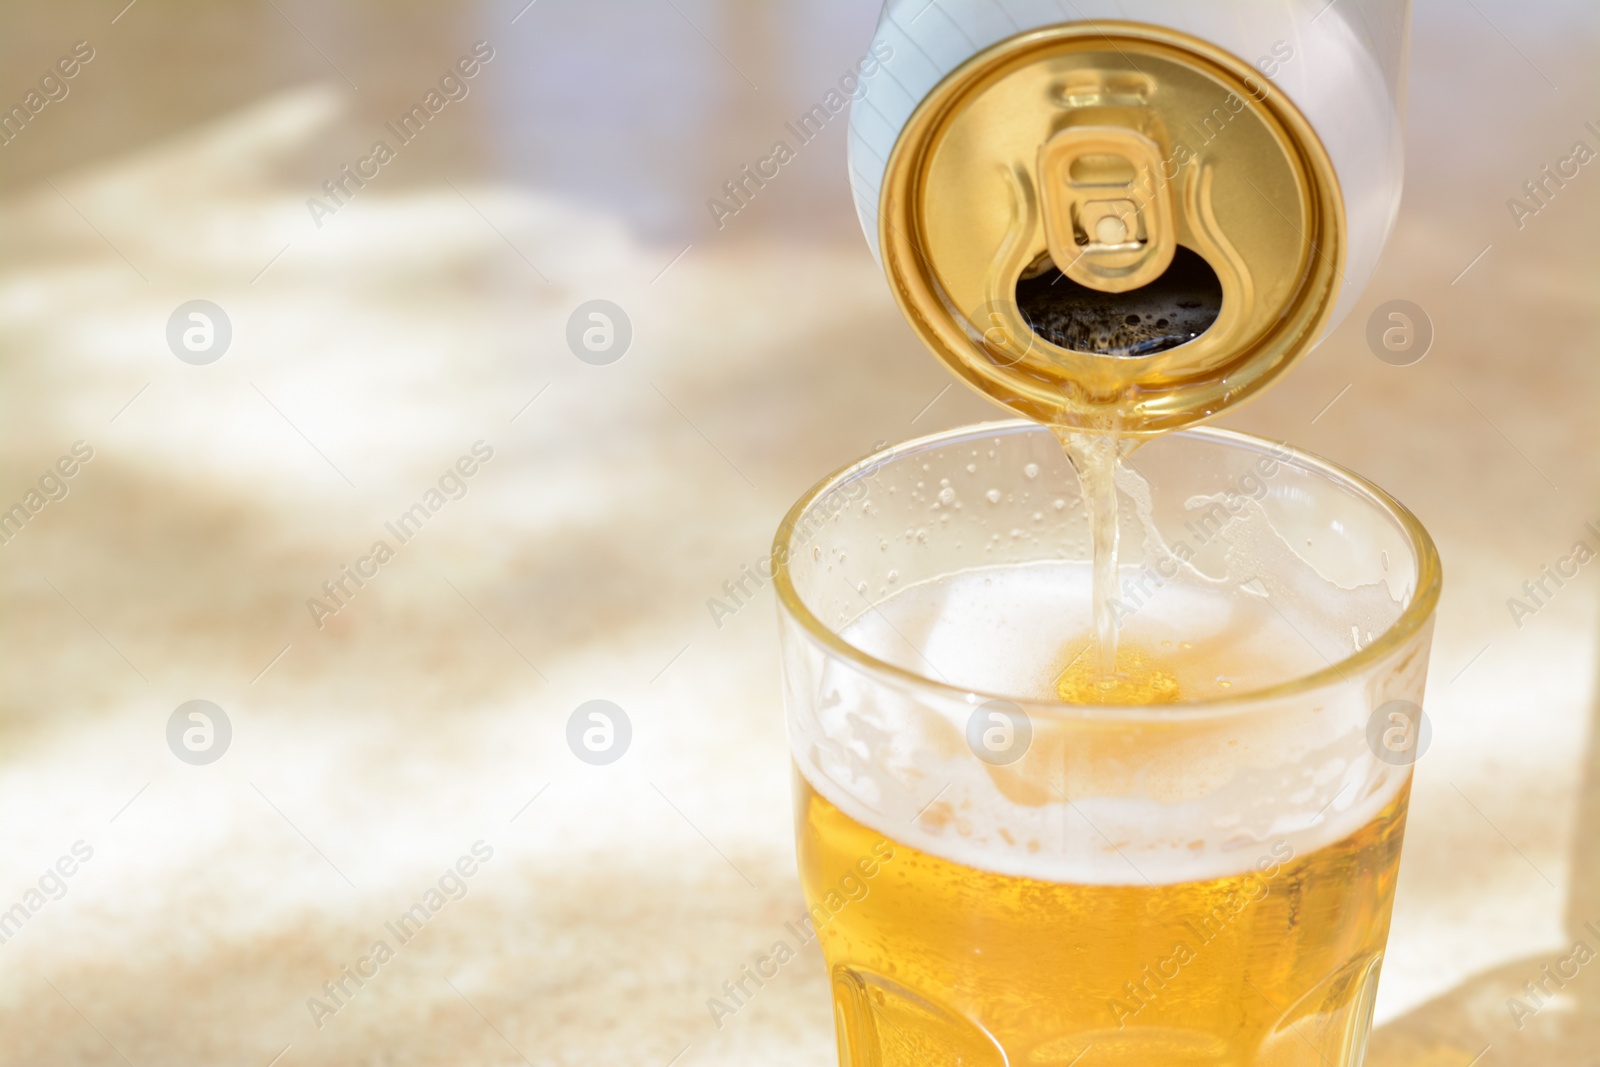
[1366,645,1600,1065]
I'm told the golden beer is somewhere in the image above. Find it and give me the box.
[797,771,1410,1066]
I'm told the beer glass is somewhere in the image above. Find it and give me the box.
[774,421,1440,1067]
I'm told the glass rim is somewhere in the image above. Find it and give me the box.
[772,419,1442,721]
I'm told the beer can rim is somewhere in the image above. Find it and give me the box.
[772,420,1441,720]
[873,20,1348,434]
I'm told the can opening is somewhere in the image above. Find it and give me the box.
[1015,245,1222,357]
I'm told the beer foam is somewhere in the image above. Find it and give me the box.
[839,561,1329,701]
[795,560,1412,886]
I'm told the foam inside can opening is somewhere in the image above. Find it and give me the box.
[1015,245,1223,357]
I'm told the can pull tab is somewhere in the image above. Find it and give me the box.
[1037,126,1177,295]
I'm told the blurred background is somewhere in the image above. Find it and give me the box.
[0,1,1595,1064]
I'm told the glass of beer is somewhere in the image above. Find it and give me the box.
[773,421,1440,1067]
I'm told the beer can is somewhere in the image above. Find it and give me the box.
[849,0,1410,433]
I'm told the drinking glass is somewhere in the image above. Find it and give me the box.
[774,420,1440,1067]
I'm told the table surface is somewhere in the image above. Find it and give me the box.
[0,1,1596,1064]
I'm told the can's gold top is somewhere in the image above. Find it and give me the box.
[879,22,1346,435]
